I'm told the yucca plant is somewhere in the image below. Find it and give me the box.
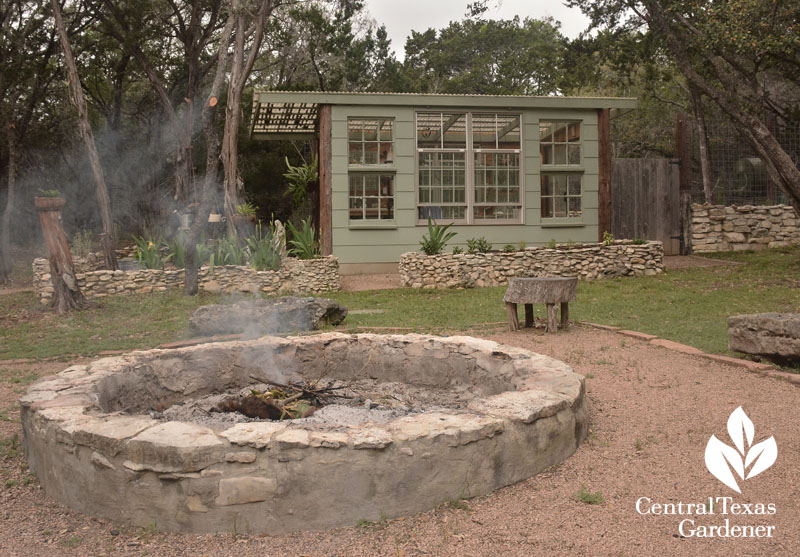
[286,218,319,259]
[419,218,456,255]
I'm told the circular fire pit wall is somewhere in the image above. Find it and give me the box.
[21,333,586,533]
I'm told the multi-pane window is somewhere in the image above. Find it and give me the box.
[348,119,394,165]
[540,121,582,219]
[416,112,521,223]
[349,174,394,220]
[541,174,582,218]
[348,119,394,223]
[539,121,581,165]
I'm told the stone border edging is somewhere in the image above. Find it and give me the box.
[581,322,799,386]
[32,256,340,304]
[399,240,665,289]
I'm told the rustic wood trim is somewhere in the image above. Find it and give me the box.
[597,108,611,242]
[319,104,333,256]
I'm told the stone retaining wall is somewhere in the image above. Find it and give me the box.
[691,203,799,253]
[399,241,664,289]
[32,256,340,303]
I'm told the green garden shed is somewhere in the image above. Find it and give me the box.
[251,91,636,274]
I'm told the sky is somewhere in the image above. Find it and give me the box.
[363,0,591,59]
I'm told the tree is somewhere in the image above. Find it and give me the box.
[568,0,800,213]
[52,0,118,270]
[1,0,63,282]
[399,17,567,96]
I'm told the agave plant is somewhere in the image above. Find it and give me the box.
[419,218,457,255]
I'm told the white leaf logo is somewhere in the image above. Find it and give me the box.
[705,406,777,493]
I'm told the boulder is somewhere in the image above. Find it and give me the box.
[728,313,800,363]
[190,296,347,337]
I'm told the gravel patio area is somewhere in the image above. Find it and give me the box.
[1,324,797,556]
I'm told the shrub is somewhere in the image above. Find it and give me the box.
[213,234,247,266]
[246,222,282,271]
[517,240,527,251]
[420,218,456,255]
[547,238,557,249]
[632,238,648,245]
[133,235,164,269]
[37,189,61,197]
[452,246,464,255]
[71,229,95,259]
[284,155,319,207]
[602,231,614,246]
[466,237,492,254]
[286,218,319,259]
[502,244,516,253]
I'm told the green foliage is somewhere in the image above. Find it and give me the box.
[452,246,464,255]
[284,156,319,207]
[502,244,516,253]
[36,189,61,198]
[400,17,567,95]
[236,202,257,217]
[632,238,647,245]
[547,238,557,249]
[166,237,185,269]
[212,235,247,266]
[419,218,457,255]
[517,241,527,251]
[246,222,282,271]
[286,218,319,259]
[574,487,605,505]
[466,237,492,254]
[602,231,614,246]
[0,434,20,461]
[133,235,164,269]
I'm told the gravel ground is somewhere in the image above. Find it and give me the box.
[1,324,798,556]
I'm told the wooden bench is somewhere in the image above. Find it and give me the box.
[504,277,578,333]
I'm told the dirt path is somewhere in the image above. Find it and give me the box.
[1,325,797,556]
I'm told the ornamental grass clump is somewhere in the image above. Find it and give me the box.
[420,218,456,255]
[246,222,282,271]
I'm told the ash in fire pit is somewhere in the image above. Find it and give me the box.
[21,333,587,534]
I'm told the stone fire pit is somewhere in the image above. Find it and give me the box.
[21,333,586,533]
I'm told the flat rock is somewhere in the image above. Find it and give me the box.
[729,313,800,362]
[189,296,347,337]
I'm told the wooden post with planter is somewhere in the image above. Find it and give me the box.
[34,195,84,312]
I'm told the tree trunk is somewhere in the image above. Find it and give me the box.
[0,131,16,284]
[51,0,118,270]
[36,200,84,312]
[221,0,274,233]
[688,85,713,204]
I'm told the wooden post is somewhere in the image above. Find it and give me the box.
[676,113,693,255]
[524,304,534,328]
[318,104,333,256]
[597,108,611,243]
[560,302,569,330]
[506,302,519,331]
[546,303,559,333]
[35,197,84,312]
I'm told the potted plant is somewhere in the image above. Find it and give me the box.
[34,189,66,211]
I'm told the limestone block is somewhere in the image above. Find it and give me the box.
[729,313,800,361]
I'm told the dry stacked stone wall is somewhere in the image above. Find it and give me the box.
[32,256,339,303]
[691,204,799,253]
[399,241,664,289]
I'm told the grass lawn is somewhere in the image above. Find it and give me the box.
[1,245,797,360]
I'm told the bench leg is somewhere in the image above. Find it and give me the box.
[546,303,558,333]
[506,302,519,331]
[561,302,569,330]
[524,304,534,328]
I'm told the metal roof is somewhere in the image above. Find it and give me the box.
[250,91,637,139]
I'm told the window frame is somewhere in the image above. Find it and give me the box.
[347,117,397,226]
[538,119,584,224]
[415,111,524,226]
